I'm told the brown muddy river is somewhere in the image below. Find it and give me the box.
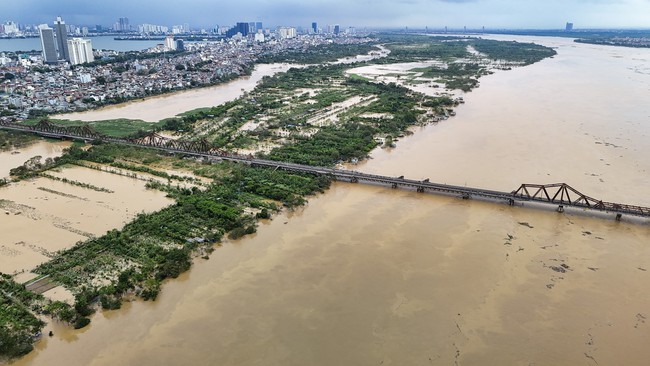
[0,140,71,179]
[54,63,299,123]
[10,36,650,366]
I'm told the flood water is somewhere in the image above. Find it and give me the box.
[0,164,173,275]
[54,63,299,123]
[11,36,650,366]
[0,140,71,179]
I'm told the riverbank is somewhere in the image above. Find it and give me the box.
[53,63,297,123]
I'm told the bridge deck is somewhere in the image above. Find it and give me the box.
[1,121,648,220]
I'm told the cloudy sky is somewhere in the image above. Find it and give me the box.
[4,0,650,29]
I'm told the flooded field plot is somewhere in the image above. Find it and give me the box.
[0,165,173,274]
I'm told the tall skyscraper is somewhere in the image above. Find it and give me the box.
[54,16,69,61]
[312,22,318,34]
[236,22,250,36]
[249,22,256,33]
[67,38,94,65]
[39,26,58,64]
[226,22,252,38]
[256,22,263,31]
[118,17,131,32]
[164,35,176,50]
[565,22,574,31]
[175,39,184,51]
[334,24,340,35]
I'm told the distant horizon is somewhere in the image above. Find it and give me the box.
[2,20,650,33]
[2,0,650,31]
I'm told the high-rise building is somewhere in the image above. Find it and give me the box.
[256,22,263,31]
[54,16,70,61]
[116,17,129,32]
[176,39,184,51]
[67,38,94,65]
[2,22,19,35]
[226,22,250,38]
[278,27,297,39]
[237,22,250,36]
[312,22,318,34]
[39,26,58,64]
[165,35,176,50]
[249,22,256,33]
[121,17,130,31]
[334,24,340,35]
[140,24,168,34]
[565,22,574,31]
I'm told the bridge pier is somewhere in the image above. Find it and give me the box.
[417,187,424,193]
[391,183,398,189]
[508,198,515,206]
[462,193,471,200]
[350,177,358,183]
[616,213,622,221]
[557,205,564,213]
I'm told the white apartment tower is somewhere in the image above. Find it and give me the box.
[67,38,94,65]
[164,35,177,50]
[278,27,297,39]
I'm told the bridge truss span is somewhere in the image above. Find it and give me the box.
[513,183,650,217]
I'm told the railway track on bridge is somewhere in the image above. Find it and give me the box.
[1,120,648,221]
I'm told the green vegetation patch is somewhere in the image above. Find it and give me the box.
[470,39,557,65]
[411,62,486,92]
[375,34,470,63]
[257,42,379,64]
[186,61,452,163]
[0,274,46,360]
[24,118,162,138]
[260,75,440,166]
[0,130,38,151]
[370,35,556,92]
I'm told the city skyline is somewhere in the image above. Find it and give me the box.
[2,0,650,29]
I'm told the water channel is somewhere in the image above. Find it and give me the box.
[54,63,300,123]
[9,36,650,365]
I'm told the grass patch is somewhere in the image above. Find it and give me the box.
[24,118,164,138]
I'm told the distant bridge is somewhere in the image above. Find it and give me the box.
[1,119,648,221]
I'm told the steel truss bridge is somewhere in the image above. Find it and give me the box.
[1,120,648,221]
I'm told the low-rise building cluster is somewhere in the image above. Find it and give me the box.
[0,35,372,121]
